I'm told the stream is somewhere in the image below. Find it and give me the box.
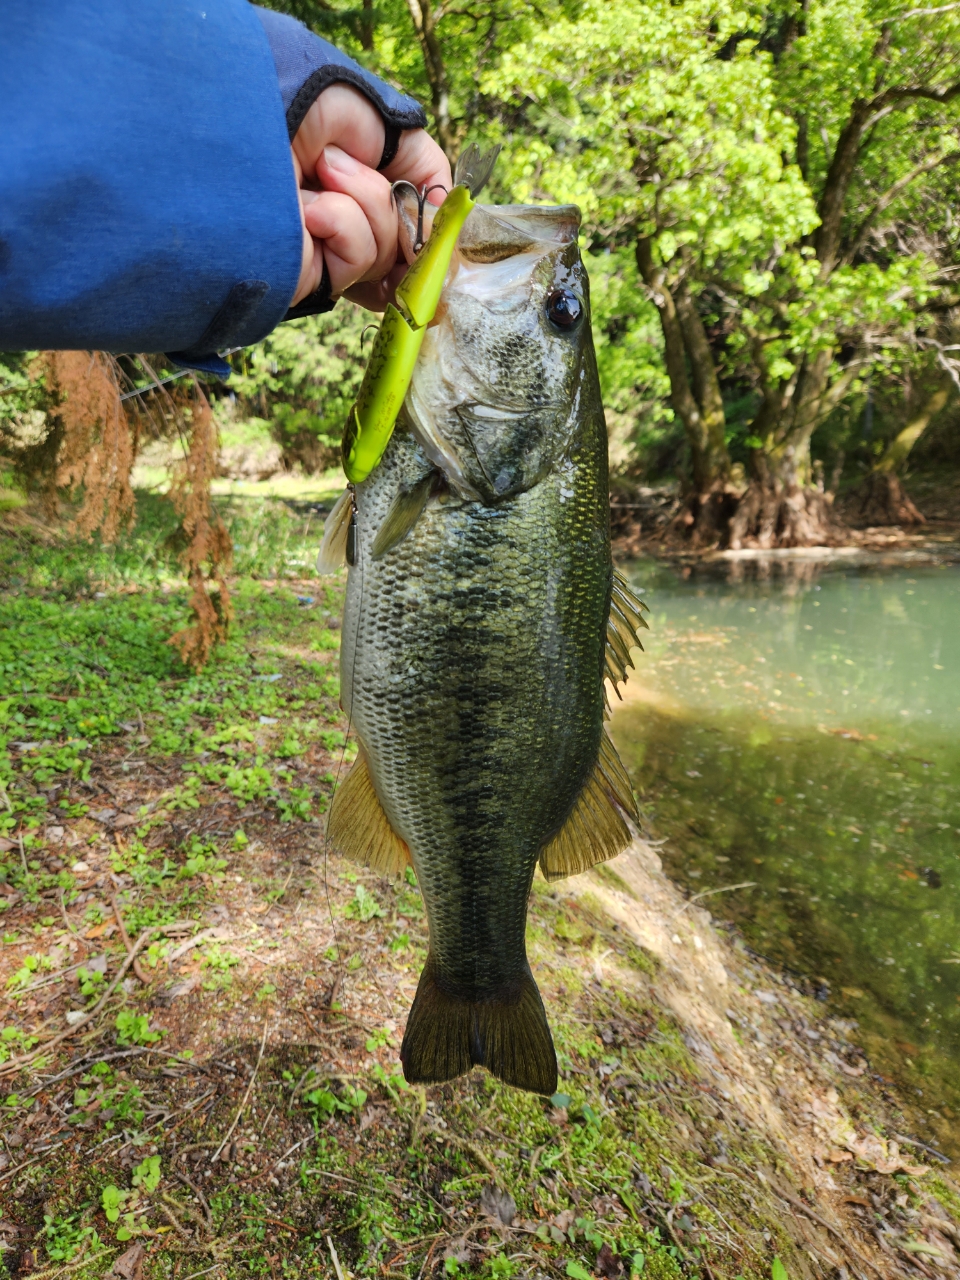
[610,553,960,1157]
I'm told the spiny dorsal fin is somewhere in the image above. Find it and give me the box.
[316,488,353,574]
[371,471,436,560]
[605,570,650,697]
[326,748,412,880]
[538,731,638,882]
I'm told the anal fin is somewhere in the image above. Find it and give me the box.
[538,731,639,882]
[326,748,412,880]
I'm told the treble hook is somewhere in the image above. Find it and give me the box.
[390,179,450,253]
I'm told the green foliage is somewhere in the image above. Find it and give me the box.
[226,308,369,470]
[115,1010,163,1046]
[41,1209,100,1263]
[772,1259,789,1280]
[344,883,385,921]
[132,1155,162,1194]
[303,1082,368,1120]
[0,1024,38,1062]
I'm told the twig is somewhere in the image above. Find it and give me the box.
[109,889,151,983]
[176,1171,213,1232]
[31,1046,201,1094]
[0,927,160,1077]
[273,1133,315,1168]
[59,889,84,939]
[677,882,757,913]
[327,1235,346,1280]
[894,1133,951,1164]
[0,1152,45,1186]
[768,1178,884,1277]
[211,1019,269,1162]
[423,1121,498,1178]
[157,1201,190,1238]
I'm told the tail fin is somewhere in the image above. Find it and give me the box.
[400,955,557,1095]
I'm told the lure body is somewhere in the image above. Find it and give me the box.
[341,186,478,483]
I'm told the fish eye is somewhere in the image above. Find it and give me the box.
[544,288,582,329]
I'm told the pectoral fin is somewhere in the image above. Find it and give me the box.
[605,570,649,697]
[316,488,353,574]
[326,748,412,880]
[538,731,639,882]
[371,471,436,560]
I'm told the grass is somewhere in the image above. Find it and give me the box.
[0,490,956,1279]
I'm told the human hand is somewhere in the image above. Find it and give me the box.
[290,84,451,312]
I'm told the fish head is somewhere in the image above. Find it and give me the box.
[403,202,591,503]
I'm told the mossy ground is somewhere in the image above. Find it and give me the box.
[1,495,958,1280]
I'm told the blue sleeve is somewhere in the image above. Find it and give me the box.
[0,1,427,368]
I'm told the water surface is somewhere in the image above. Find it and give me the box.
[610,555,960,1155]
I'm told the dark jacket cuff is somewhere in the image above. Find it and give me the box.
[254,6,426,167]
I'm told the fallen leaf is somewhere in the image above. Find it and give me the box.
[84,922,117,940]
[110,1240,145,1279]
[848,1135,928,1176]
[825,1150,854,1163]
[552,1209,575,1233]
[112,814,141,829]
[358,1107,381,1132]
[843,1195,871,1206]
[596,1242,628,1278]
[0,838,14,853]
[480,1184,516,1228]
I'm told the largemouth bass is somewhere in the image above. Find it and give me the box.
[324,201,647,1095]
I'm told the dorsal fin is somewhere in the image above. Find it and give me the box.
[316,488,353,574]
[326,748,412,880]
[538,731,638,882]
[605,570,649,698]
[371,471,436,560]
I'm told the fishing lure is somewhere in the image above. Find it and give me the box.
[339,144,500,485]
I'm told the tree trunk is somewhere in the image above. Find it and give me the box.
[635,239,733,544]
[850,379,950,525]
[728,449,837,550]
[854,472,925,526]
[875,382,949,475]
[404,0,457,157]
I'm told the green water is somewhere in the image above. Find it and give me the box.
[610,556,960,1156]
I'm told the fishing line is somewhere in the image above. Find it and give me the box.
[319,487,365,1000]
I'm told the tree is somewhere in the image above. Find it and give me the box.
[485,0,960,545]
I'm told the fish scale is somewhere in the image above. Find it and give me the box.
[328,201,645,1093]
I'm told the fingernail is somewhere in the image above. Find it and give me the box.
[300,189,320,205]
[323,145,360,175]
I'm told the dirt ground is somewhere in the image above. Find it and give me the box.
[2,499,960,1279]
[2,746,960,1279]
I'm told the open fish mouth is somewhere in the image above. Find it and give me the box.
[454,401,564,499]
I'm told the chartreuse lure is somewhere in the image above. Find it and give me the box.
[316,145,499,574]
[339,144,500,485]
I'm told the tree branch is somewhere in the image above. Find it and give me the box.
[843,149,960,264]
[890,2,960,19]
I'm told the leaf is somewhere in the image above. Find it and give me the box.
[772,1258,789,1280]
[566,1263,592,1280]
